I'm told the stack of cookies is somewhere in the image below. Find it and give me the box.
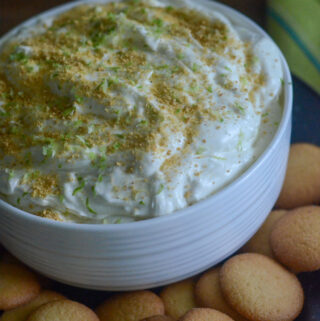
[0,256,100,321]
[1,143,319,321]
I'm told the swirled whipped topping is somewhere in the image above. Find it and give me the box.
[0,0,283,223]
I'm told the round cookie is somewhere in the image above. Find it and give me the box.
[26,300,99,321]
[180,308,235,321]
[270,205,320,272]
[160,278,196,319]
[140,315,175,321]
[276,143,320,209]
[0,263,41,310]
[195,268,248,321]
[1,290,66,321]
[0,250,52,288]
[241,210,287,259]
[96,291,165,321]
[220,253,304,321]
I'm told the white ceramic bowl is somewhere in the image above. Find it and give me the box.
[0,0,292,290]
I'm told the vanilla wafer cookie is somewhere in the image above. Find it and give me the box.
[220,253,304,321]
[96,291,165,321]
[26,300,99,321]
[195,268,248,321]
[140,315,174,321]
[160,278,196,320]
[271,206,320,272]
[180,308,235,321]
[1,290,65,321]
[276,143,320,209]
[0,263,41,310]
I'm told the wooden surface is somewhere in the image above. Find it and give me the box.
[0,0,266,36]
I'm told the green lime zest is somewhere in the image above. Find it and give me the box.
[72,177,85,196]
[212,155,226,160]
[157,184,164,195]
[234,103,246,115]
[8,170,15,180]
[196,146,206,155]
[86,197,97,214]
[9,50,28,63]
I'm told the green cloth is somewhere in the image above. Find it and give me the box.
[267,0,320,94]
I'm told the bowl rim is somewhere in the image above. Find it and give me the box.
[0,0,293,231]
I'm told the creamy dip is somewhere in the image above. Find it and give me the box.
[0,0,283,223]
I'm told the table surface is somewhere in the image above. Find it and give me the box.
[0,1,319,321]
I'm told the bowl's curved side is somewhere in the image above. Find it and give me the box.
[0,0,293,290]
[0,117,291,290]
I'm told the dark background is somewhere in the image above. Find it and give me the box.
[0,0,266,35]
[0,1,319,320]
